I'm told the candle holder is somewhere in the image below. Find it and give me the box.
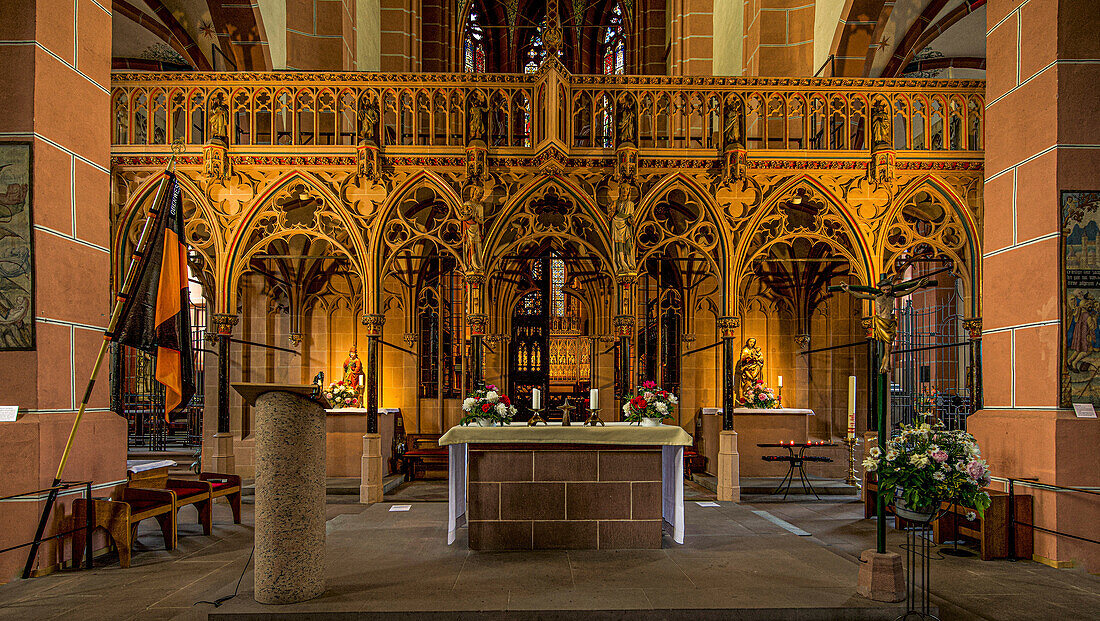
[558,397,575,426]
[844,435,859,487]
[527,406,548,426]
[583,406,605,427]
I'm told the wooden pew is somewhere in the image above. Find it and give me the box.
[72,487,177,569]
[401,434,448,480]
[200,472,243,524]
[126,469,212,536]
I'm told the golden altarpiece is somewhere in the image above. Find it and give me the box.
[109,57,984,475]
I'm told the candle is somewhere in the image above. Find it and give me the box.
[777,375,783,388]
[589,388,599,409]
[532,388,541,410]
[847,375,857,439]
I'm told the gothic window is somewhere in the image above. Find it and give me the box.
[417,257,464,399]
[601,2,626,75]
[551,256,565,317]
[523,20,564,73]
[464,10,486,73]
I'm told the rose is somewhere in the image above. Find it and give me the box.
[344,398,352,404]
[630,396,648,410]
[481,403,492,413]
[965,460,985,481]
[500,395,510,406]
[642,380,656,389]
[643,392,655,401]
[931,450,948,463]
[758,394,767,401]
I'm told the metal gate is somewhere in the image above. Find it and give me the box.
[116,302,207,451]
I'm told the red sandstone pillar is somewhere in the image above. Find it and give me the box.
[0,0,123,581]
[969,0,1100,572]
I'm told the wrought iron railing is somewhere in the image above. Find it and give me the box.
[110,71,984,154]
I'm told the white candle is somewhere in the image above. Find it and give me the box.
[847,375,857,438]
[589,388,599,409]
[777,375,783,388]
[532,388,540,410]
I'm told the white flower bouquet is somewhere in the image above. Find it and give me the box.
[459,383,517,426]
[863,420,992,517]
[324,381,360,408]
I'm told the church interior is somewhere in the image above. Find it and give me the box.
[0,0,1097,619]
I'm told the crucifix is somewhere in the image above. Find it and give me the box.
[832,273,936,375]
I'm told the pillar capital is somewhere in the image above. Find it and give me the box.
[612,315,635,336]
[963,317,982,340]
[467,313,488,335]
[212,313,239,335]
[717,316,740,339]
[361,313,385,337]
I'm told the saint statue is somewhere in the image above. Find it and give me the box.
[611,185,637,275]
[358,97,379,145]
[467,92,488,144]
[723,99,744,150]
[839,274,934,374]
[871,99,892,149]
[342,345,363,390]
[618,104,636,146]
[459,185,485,273]
[208,94,229,143]
[736,337,765,402]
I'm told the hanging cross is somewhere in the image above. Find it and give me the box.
[830,273,937,374]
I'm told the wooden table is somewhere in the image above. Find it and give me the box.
[440,422,692,550]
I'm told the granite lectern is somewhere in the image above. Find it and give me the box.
[233,383,327,604]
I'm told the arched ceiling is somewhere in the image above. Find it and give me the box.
[112,0,269,71]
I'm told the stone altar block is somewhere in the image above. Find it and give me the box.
[233,383,327,604]
[731,408,814,477]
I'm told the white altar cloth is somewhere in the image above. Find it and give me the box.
[442,422,688,546]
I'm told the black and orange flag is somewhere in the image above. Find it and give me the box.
[112,172,195,420]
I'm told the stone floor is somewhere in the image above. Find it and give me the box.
[0,482,1096,620]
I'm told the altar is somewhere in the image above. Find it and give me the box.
[439,422,692,550]
[731,408,815,477]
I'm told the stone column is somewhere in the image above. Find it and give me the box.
[253,390,326,604]
[210,314,239,473]
[361,313,385,503]
[360,433,383,504]
[716,430,740,502]
[718,316,740,430]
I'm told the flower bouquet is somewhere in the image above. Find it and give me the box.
[324,381,360,408]
[622,381,677,426]
[740,379,780,409]
[459,384,517,426]
[863,420,992,521]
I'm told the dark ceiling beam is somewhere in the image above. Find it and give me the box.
[887,0,987,78]
[112,0,208,70]
[881,0,951,77]
[902,55,986,74]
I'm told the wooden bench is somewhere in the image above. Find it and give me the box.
[200,472,243,524]
[401,434,448,480]
[864,476,1033,560]
[127,469,212,536]
[72,487,177,569]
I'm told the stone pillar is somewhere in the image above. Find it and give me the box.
[742,0,815,77]
[211,314,238,473]
[360,433,383,504]
[716,430,740,502]
[718,316,740,430]
[253,389,326,604]
[969,0,1100,572]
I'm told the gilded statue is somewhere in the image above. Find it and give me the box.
[723,98,744,150]
[618,104,636,146]
[208,94,229,142]
[459,185,485,273]
[467,91,488,144]
[871,98,892,149]
[358,97,379,145]
[342,345,363,390]
[839,274,934,374]
[611,185,637,275]
[736,337,765,402]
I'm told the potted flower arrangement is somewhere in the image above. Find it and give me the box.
[622,381,678,426]
[740,379,780,409]
[324,381,360,408]
[863,420,992,522]
[459,384,517,427]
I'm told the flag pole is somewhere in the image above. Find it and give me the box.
[22,142,183,579]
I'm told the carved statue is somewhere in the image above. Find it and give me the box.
[459,185,485,273]
[618,104,636,146]
[208,94,229,142]
[736,337,765,402]
[723,99,744,150]
[611,186,637,275]
[467,91,488,144]
[871,98,892,149]
[342,345,363,390]
[839,274,934,374]
[358,96,379,145]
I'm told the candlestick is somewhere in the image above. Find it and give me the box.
[847,375,857,439]
[777,375,783,388]
[583,405,605,427]
[844,436,859,487]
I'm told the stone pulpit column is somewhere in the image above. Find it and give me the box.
[233,383,327,604]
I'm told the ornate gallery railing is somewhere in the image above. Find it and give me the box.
[110,71,985,154]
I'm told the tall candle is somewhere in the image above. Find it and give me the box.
[777,375,783,388]
[532,388,541,410]
[589,388,599,409]
[847,375,857,439]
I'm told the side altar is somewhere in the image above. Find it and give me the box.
[439,423,692,550]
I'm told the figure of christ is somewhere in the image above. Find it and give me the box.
[839,274,935,374]
[459,186,485,273]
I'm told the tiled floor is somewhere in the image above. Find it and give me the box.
[0,484,1096,620]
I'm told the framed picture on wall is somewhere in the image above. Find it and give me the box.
[0,142,33,350]
[1060,190,1100,407]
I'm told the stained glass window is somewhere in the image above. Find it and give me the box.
[601,3,626,76]
[465,11,485,73]
[551,256,565,317]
